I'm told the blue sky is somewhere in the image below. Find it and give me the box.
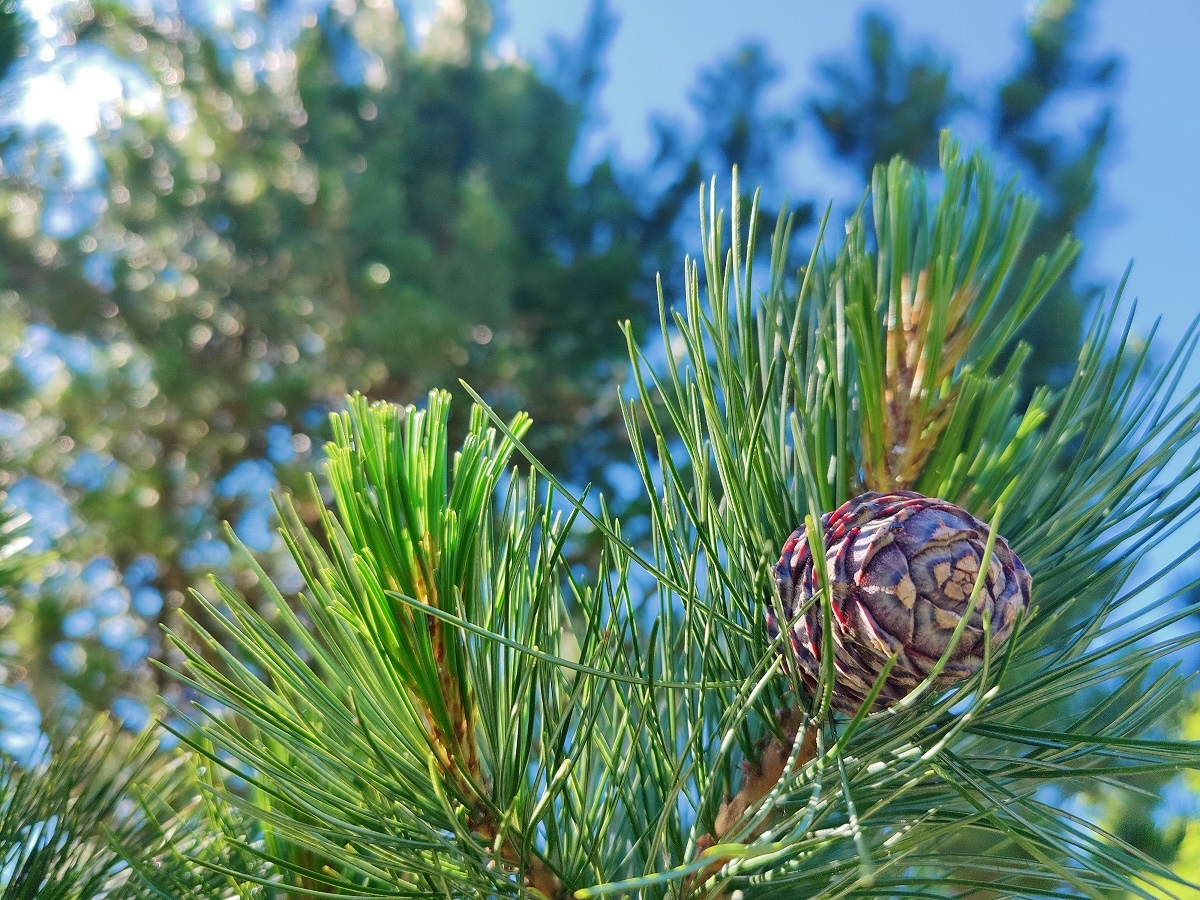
[501,0,1200,343]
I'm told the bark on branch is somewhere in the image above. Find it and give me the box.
[685,708,818,897]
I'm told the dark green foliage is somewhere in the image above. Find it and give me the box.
[0,0,21,86]
[993,0,1118,391]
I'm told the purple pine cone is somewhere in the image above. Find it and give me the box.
[769,491,1031,714]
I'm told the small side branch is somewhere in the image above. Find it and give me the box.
[686,708,818,897]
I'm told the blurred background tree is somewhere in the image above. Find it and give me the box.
[0,0,678,717]
[0,0,1116,741]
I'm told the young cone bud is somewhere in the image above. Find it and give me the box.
[769,491,1031,714]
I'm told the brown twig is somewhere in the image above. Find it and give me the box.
[523,860,564,900]
[472,817,563,900]
[684,708,818,898]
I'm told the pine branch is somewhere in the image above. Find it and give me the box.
[0,716,194,899]
[154,136,1200,899]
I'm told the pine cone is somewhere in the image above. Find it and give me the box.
[769,491,1031,714]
